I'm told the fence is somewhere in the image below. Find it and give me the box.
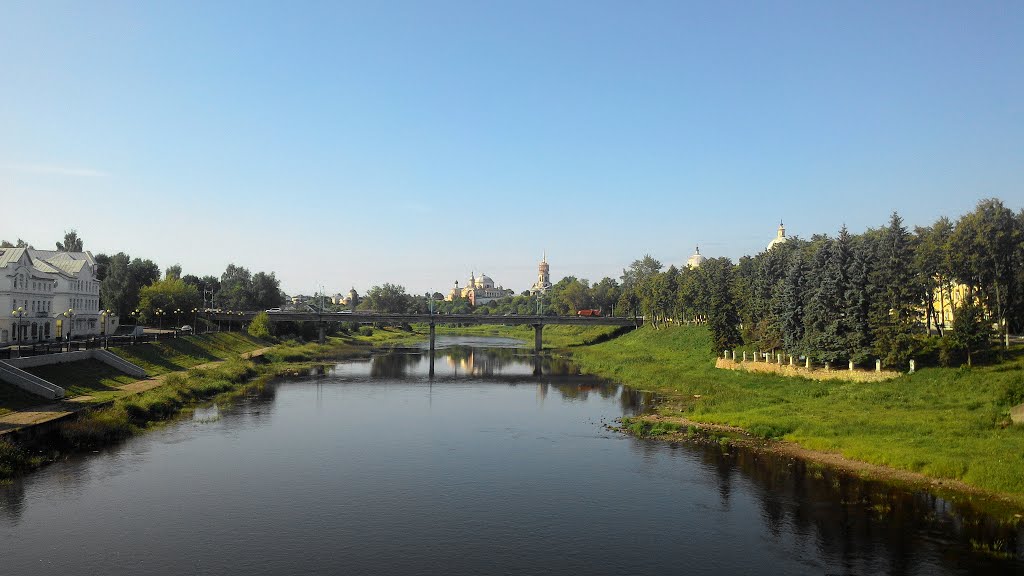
[0,330,202,360]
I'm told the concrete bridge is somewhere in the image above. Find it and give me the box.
[204,311,640,352]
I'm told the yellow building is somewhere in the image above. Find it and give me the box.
[446,273,514,306]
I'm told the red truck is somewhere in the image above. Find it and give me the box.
[576,309,602,317]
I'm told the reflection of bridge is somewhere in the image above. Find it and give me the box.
[204,311,640,352]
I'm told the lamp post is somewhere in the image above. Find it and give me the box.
[100,309,112,348]
[155,308,164,334]
[192,307,199,334]
[174,308,182,336]
[62,308,76,352]
[11,306,27,348]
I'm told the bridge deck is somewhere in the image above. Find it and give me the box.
[206,311,639,327]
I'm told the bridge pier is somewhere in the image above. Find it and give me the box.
[428,323,436,379]
[318,324,326,345]
[534,324,543,353]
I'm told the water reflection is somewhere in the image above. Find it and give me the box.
[0,338,1022,575]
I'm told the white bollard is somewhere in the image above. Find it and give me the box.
[849,360,854,371]
[909,359,916,374]
[876,359,881,372]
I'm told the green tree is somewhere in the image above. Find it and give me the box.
[248,311,272,339]
[702,258,742,354]
[56,229,83,252]
[949,298,993,367]
[364,283,411,313]
[138,277,202,323]
[949,198,1022,348]
[164,264,182,280]
[100,253,160,319]
[219,264,254,310]
[843,238,873,363]
[620,255,663,290]
[914,217,954,335]
[775,253,807,356]
[251,271,285,310]
[868,212,921,366]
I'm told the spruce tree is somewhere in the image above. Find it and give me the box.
[774,253,806,357]
[704,258,742,354]
[868,212,922,366]
[843,237,873,363]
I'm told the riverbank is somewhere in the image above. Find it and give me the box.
[568,325,1024,513]
[0,328,422,479]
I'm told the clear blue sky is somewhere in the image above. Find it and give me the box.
[2,1,1021,297]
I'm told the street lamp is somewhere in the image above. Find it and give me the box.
[62,308,76,352]
[100,309,112,349]
[192,307,199,334]
[10,306,27,346]
[155,308,164,332]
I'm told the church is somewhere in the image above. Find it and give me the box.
[446,272,515,306]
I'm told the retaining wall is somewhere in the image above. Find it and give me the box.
[6,350,147,378]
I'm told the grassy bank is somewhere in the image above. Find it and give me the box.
[570,325,1024,507]
[434,323,624,349]
[0,329,411,480]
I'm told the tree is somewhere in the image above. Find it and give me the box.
[949,198,1022,348]
[165,264,182,280]
[364,284,411,314]
[137,277,202,324]
[56,229,83,252]
[251,272,285,310]
[620,255,663,290]
[914,217,954,335]
[868,212,921,366]
[1,239,32,248]
[804,229,850,363]
[949,298,993,367]
[100,253,160,319]
[843,238,873,363]
[94,253,111,281]
[775,253,807,356]
[703,258,742,354]
[219,264,254,310]
[248,312,273,339]
[589,277,621,315]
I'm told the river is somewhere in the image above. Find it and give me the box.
[1,336,1022,575]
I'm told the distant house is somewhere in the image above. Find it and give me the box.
[0,247,118,344]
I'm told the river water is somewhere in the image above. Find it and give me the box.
[1,336,1022,575]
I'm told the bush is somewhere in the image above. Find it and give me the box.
[359,326,374,337]
[248,312,272,339]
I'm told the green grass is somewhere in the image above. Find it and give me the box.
[571,325,1024,505]
[434,323,623,349]
[58,359,259,448]
[25,360,137,401]
[109,332,266,376]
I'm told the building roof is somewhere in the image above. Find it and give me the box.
[0,249,96,278]
[767,222,789,251]
[687,246,706,268]
[0,247,27,268]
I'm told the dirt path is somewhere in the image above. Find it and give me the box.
[0,347,274,436]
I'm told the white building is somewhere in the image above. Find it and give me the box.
[686,246,707,269]
[0,247,118,344]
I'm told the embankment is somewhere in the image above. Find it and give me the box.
[568,325,1024,511]
[0,329,418,480]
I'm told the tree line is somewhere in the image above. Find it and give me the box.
[614,198,1023,367]
[350,198,1022,368]
[2,230,286,327]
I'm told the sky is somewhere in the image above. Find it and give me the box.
[1,1,1021,297]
